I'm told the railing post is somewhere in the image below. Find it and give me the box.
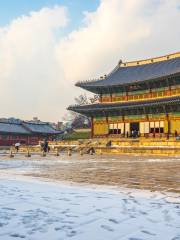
[26,147,31,157]
[68,148,72,156]
[55,148,60,156]
[9,147,14,158]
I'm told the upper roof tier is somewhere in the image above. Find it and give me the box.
[76,52,180,93]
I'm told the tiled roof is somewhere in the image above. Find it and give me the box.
[68,95,180,115]
[0,122,30,134]
[77,54,180,90]
[22,122,60,134]
[0,121,60,135]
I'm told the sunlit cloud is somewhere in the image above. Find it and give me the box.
[0,0,179,121]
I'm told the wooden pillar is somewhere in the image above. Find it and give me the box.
[91,116,94,138]
[149,88,152,98]
[126,91,128,101]
[106,116,109,137]
[167,121,170,139]
[149,120,150,137]
[166,113,170,139]
[168,85,172,96]
[110,93,112,102]
[153,129,155,138]
[122,115,125,137]
[168,119,171,138]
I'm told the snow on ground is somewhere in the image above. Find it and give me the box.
[0,173,180,240]
[0,157,180,240]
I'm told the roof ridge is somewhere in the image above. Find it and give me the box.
[0,121,22,125]
[121,52,180,67]
[23,121,49,125]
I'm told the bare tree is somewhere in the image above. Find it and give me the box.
[89,94,99,104]
[64,94,93,129]
[74,94,89,105]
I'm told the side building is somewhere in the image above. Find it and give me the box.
[0,120,61,146]
[68,52,180,138]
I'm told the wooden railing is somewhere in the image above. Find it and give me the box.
[101,88,180,103]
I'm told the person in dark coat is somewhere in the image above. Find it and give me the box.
[43,140,49,153]
[175,130,178,138]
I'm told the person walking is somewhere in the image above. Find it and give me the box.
[15,142,21,152]
[43,140,49,153]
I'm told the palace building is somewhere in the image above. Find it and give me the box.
[68,52,180,138]
[0,120,61,146]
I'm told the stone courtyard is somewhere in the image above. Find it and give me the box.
[0,155,180,240]
[0,153,180,193]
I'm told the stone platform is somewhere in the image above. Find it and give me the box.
[47,138,180,156]
[95,138,180,156]
[4,137,180,157]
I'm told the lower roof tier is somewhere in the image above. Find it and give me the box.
[68,96,180,117]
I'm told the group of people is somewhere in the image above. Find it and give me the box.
[40,139,50,153]
[126,130,139,138]
[14,139,50,153]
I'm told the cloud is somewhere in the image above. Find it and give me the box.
[58,0,180,81]
[0,6,69,121]
[0,0,179,121]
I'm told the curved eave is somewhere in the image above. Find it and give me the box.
[76,72,180,94]
[68,95,180,116]
[29,130,62,135]
[0,131,30,135]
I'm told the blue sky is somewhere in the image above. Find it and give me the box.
[0,0,99,28]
